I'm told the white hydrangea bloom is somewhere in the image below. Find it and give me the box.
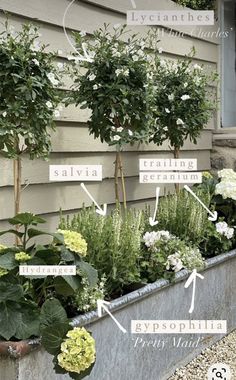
[215,181,236,201]
[216,221,228,235]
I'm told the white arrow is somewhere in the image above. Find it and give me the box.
[97,300,127,334]
[184,185,218,221]
[184,269,204,314]
[62,0,94,63]
[149,187,160,226]
[130,0,137,8]
[80,183,107,216]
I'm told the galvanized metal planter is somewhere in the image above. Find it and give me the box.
[1,250,236,380]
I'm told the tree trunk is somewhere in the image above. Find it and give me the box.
[13,156,22,244]
[117,151,127,210]
[173,147,180,193]
[114,150,120,206]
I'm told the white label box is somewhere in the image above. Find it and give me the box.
[49,165,102,181]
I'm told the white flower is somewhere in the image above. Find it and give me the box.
[165,108,170,114]
[168,94,175,101]
[158,47,163,54]
[123,69,129,77]
[166,253,183,273]
[115,69,122,76]
[117,127,123,132]
[46,72,59,86]
[111,48,121,58]
[79,30,87,37]
[194,77,201,86]
[31,41,41,52]
[88,74,96,81]
[216,221,234,240]
[193,64,203,71]
[143,230,171,248]
[181,94,190,101]
[176,118,184,125]
[32,59,39,66]
[128,130,133,136]
[2,112,7,117]
[163,126,168,132]
[113,135,121,141]
[183,82,188,88]
[115,68,129,77]
[215,182,236,201]
[46,101,53,108]
[113,24,121,30]
[54,110,60,118]
[216,221,228,235]
[93,84,98,90]
[132,55,139,62]
[160,60,167,68]
[137,49,144,57]
[57,62,64,71]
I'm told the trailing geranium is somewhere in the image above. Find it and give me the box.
[0,22,63,215]
[68,24,156,206]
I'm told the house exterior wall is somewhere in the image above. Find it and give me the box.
[0,0,219,237]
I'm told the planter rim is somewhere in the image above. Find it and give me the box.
[72,249,236,327]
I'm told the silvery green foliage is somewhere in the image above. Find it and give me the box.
[0,22,62,159]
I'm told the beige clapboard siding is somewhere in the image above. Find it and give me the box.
[83,0,220,44]
[1,150,210,187]
[0,1,218,63]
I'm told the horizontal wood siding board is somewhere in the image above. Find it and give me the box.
[0,3,218,63]
[50,126,212,152]
[0,150,210,187]
[0,175,209,220]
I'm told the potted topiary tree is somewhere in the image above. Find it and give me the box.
[0,22,62,217]
[149,46,218,191]
[67,24,155,207]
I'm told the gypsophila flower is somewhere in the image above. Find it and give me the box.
[165,108,170,113]
[46,72,59,86]
[2,112,7,117]
[128,130,133,136]
[57,327,96,374]
[168,94,175,101]
[88,73,96,81]
[15,252,31,262]
[79,30,87,37]
[93,84,98,90]
[32,58,39,66]
[166,253,183,272]
[57,230,87,256]
[116,127,123,133]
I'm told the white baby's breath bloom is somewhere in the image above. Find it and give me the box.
[168,94,175,101]
[46,101,53,108]
[183,82,188,88]
[132,55,139,61]
[32,58,39,66]
[163,126,168,131]
[2,112,7,117]
[181,94,190,101]
[113,135,121,141]
[128,130,133,136]
[176,118,184,125]
[166,253,183,273]
[79,30,87,37]
[117,127,123,133]
[160,59,167,68]
[165,108,170,114]
[93,84,98,90]
[31,41,41,52]
[123,69,129,77]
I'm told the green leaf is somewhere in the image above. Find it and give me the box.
[0,229,24,238]
[0,282,23,302]
[61,249,75,262]
[40,298,67,329]
[69,363,95,380]
[77,259,98,287]
[0,252,18,270]
[15,304,40,340]
[0,302,21,340]
[54,276,81,296]
[41,322,71,355]
[27,228,48,239]
[9,213,45,226]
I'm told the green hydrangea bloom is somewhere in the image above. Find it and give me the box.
[15,252,31,262]
[0,268,8,277]
[57,327,96,374]
[0,244,7,252]
[58,230,87,256]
